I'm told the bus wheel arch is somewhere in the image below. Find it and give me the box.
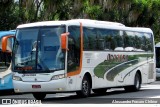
[134,70,142,91]
[136,70,142,84]
[124,70,142,92]
[84,72,92,89]
[76,72,92,97]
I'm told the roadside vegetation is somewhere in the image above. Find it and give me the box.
[0,0,160,42]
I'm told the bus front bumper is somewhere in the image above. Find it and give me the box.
[13,78,67,93]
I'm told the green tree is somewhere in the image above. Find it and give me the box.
[0,0,20,30]
[0,0,160,43]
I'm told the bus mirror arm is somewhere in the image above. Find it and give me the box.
[2,35,15,52]
[61,32,69,51]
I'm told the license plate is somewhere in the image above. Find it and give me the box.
[32,85,41,88]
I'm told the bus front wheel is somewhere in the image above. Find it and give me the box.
[76,76,91,97]
[32,92,46,100]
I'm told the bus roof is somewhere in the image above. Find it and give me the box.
[17,19,153,33]
[17,19,125,28]
[0,30,15,38]
[156,42,160,47]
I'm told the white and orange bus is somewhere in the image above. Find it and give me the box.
[1,19,156,100]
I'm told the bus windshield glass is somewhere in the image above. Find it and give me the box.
[13,26,65,72]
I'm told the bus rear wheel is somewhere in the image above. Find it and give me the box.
[124,73,141,92]
[76,76,91,97]
[32,92,46,100]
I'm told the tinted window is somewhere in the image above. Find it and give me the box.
[67,26,80,73]
[0,38,12,72]
[143,33,153,52]
[83,27,122,51]
[83,27,97,50]
[134,32,145,51]
[123,31,135,51]
[83,27,153,52]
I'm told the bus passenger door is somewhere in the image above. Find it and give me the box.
[66,26,81,91]
[0,37,13,90]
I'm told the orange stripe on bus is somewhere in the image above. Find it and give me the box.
[67,22,83,77]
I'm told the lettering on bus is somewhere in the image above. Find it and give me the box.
[22,74,36,77]
[106,54,128,62]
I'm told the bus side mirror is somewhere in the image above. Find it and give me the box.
[61,32,69,51]
[2,35,15,52]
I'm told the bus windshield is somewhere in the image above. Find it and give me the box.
[13,26,65,73]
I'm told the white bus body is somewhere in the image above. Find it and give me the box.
[4,19,155,99]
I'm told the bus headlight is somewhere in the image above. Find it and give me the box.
[13,76,22,81]
[51,74,65,80]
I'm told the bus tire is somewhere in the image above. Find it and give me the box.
[124,73,141,92]
[32,92,46,100]
[76,76,91,97]
[92,88,107,94]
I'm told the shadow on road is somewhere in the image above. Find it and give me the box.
[0,89,15,96]
[42,90,147,104]
[0,89,28,96]
[1,84,160,104]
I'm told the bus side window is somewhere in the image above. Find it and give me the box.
[123,31,135,51]
[0,38,12,72]
[67,36,79,72]
[144,33,153,52]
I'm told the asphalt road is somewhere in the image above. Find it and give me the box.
[1,81,160,104]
